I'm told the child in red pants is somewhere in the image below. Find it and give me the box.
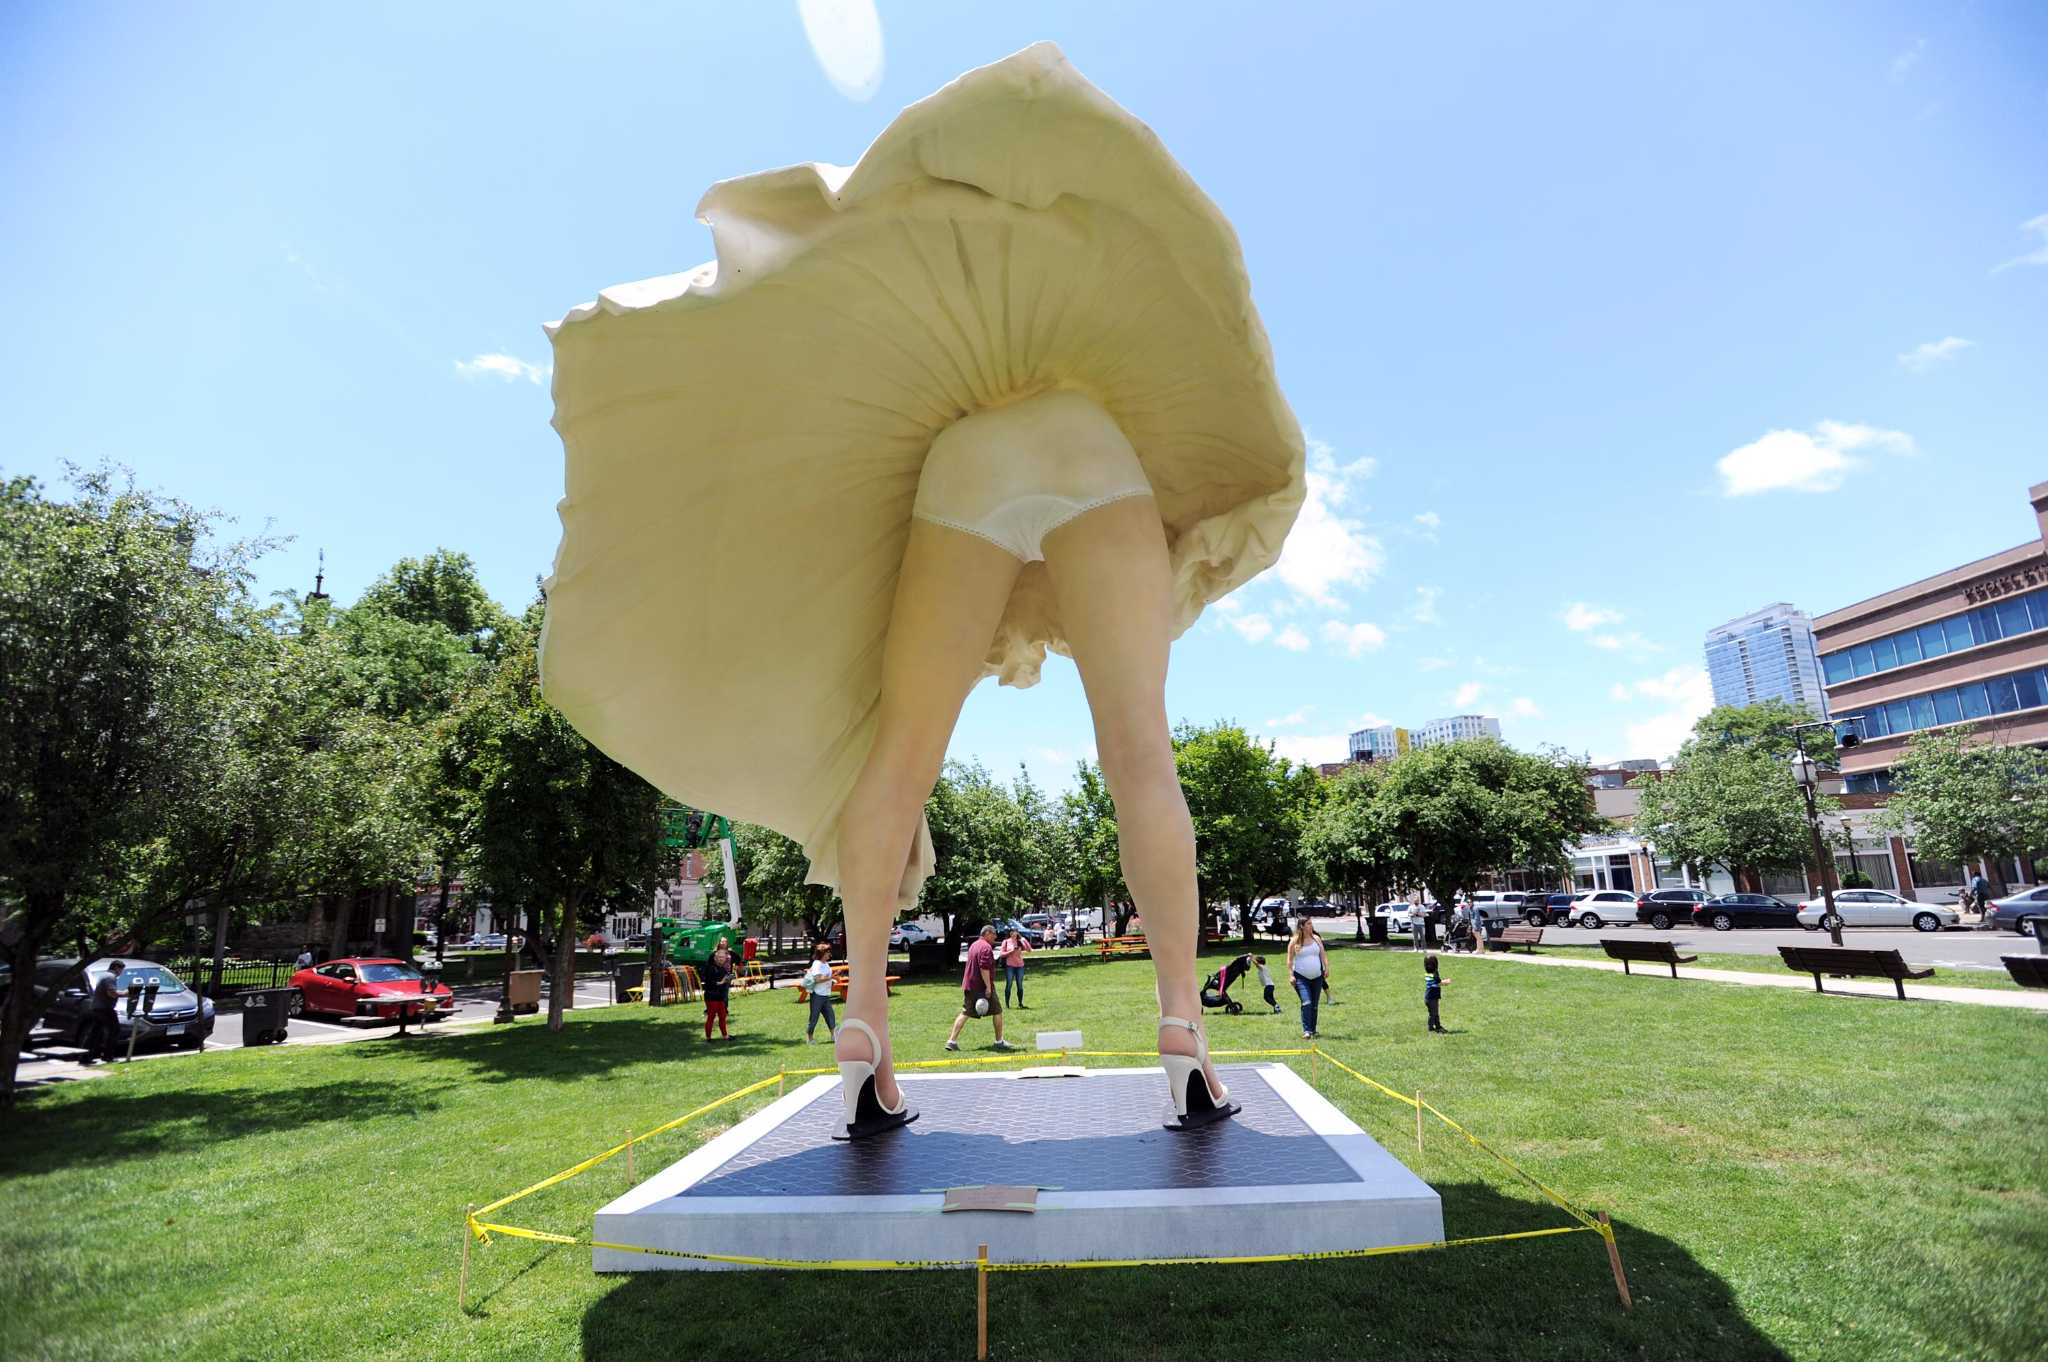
[701,943,734,1040]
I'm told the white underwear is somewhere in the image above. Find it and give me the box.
[912,390,1153,563]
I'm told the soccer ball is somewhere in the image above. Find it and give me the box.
[974,997,990,1016]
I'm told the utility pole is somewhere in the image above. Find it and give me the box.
[1785,723,1845,948]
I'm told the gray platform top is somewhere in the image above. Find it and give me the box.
[680,1067,1360,1198]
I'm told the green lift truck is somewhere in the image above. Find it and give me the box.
[649,806,751,999]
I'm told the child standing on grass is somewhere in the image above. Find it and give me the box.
[1253,955,1279,1012]
[1423,953,1444,1034]
[701,943,733,1041]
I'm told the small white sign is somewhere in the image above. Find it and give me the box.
[374,918,387,933]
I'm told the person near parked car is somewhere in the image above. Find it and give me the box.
[1000,928,1032,1008]
[1969,872,1991,920]
[82,960,125,1064]
[294,945,313,970]
[1423,954,1445,1034]
[800,942,838,1043]
[701,942,734,1041]
[1286,919,1326,1039]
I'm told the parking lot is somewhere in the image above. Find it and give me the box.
[12,973,624,1087]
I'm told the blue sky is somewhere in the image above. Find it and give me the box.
[5,2,2045,793]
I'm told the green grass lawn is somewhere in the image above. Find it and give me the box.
[1509,942,2028,990]
[4,946,2044,1361]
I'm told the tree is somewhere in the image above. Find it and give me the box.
[920,761,1031,952]
[1375,739,1603,912]
[1634,706,1839,891]
[1172,722,1314,944]
[700,821,842,942]
[0,469,268,1103]
[1300,763,1398,938]
[1875,725,2048,891]
[1060,761,1132,933]
[460,607,666,1031]
[1696,699,1837,762]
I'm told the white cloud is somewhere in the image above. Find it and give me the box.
[1897,337,1972,373]
[1509,696,1542,718]
[1274,625,1311,652]
[1410,586,1442,626]
[1715,420,1916,496]
[1416,655,1452,672]
[1413,510,1441,531]
[1889,37,1924,81]
[1451,680,1484,707]
[456,352,550,385]
[1618,666,1715,759]
[1993,213,2048,273]
[1562,602,1622,633]
[1590,634,1623,651]
[1229,612,1275,644]
[1262,733,1355,768]
[1264,708,1311,728]
[798,0,885,100]
[1212,594,1245,613]
[1321,619,1388,656]
[1271,438,1384,607]
[1609,682,1633,701]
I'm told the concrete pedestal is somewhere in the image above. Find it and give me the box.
[593,1063,1441,1271]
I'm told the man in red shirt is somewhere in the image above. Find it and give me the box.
[945,923,1013,1051]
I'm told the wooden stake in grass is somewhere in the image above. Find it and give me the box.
[625,1131,634,1183]
[977,1243,989,1360]
[459,1204,474,1313]
[1415,1089,1424,1155]
[1597,1210,1632,1310]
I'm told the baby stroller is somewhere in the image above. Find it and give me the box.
[1201,954,1253,1015]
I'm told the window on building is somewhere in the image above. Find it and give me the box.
[1836,853,1897,891]
[1945,614,1975,653]
[1608,854,1634,892]
[1908,854,1965,888]
[1959,682,1991,720]
[1871,635,1897,670]
[1918,619,1949,660]
[1933,689,1963,725]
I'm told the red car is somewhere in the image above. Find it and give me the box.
[288,958,454,1022]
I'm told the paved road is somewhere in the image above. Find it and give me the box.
[13,973,623,1088]
[1446,922,2036,972]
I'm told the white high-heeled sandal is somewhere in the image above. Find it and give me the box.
[1159,1016,1240,1132]
[833,1016,918,1141]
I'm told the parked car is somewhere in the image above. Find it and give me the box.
[1373,902,1417,931]
[468,933,508,951]
[287,957,456,1020]
[623,933,650,949]
[1464,893,1527,927]
[1691,893,1800,931]
[1794,890,1958,933]
[1636,888,1712,930]
[1982,887,2048,937]
[889,922,937,948]
[1570,890,1639,929]
[985,917,1047,948]
[34,958,216,1052]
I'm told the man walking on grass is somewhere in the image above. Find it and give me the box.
[945,924,1014,1052]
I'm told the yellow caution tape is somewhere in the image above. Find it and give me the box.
[465,1045,1606,1268]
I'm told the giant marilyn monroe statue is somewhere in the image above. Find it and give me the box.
[539,44,1307,1137]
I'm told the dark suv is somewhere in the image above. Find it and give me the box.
[1636,889,1711,930]
[1520,893,1577,927]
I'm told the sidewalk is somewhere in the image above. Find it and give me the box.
[1469,949,2048,1011]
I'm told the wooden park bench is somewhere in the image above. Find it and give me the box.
[1488,924,1544,954]
[1999,955,2048,989]
[1098,935,1150,960]
[1600,938,1696,979]
[1777,945,1933,1000]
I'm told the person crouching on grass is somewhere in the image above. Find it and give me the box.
[701,942,734,1041]
[1424,954,1444,1034]
[946,923,1015,1052]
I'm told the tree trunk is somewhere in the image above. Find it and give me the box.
[434,865,452,967]
[207,900,231,998]
[1,892,63,1107]
[547,891,580,1033]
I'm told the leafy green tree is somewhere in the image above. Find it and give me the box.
[1172,722,1314,944]
[1375,739,1603,912]
[1060,761,1131,933]
[1634,707,1838,891]
[0,469,270,1103]
[920,760,1031,951]
[354,549,510,653]
[700,820,842,942]
[1300,763,1398,938]
[1875,725,2048,892]
[460,608,666,1031]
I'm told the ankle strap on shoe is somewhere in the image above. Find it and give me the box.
[838,1016,881,1059]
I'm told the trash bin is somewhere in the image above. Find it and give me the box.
[241,988,293,1046]
[508,969,542,1015]
[906,938,952,978]
[614,962,646,1003]
[1366,913,1388,946]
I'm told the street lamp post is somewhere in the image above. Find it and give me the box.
[1787,732,1844,948]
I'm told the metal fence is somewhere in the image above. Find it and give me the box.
[156,954,299,998]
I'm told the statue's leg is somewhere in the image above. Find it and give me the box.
[1041,498,1220,1095]
[834,519,1021,1106]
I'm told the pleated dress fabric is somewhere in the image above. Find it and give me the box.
[539,42,1306,907]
